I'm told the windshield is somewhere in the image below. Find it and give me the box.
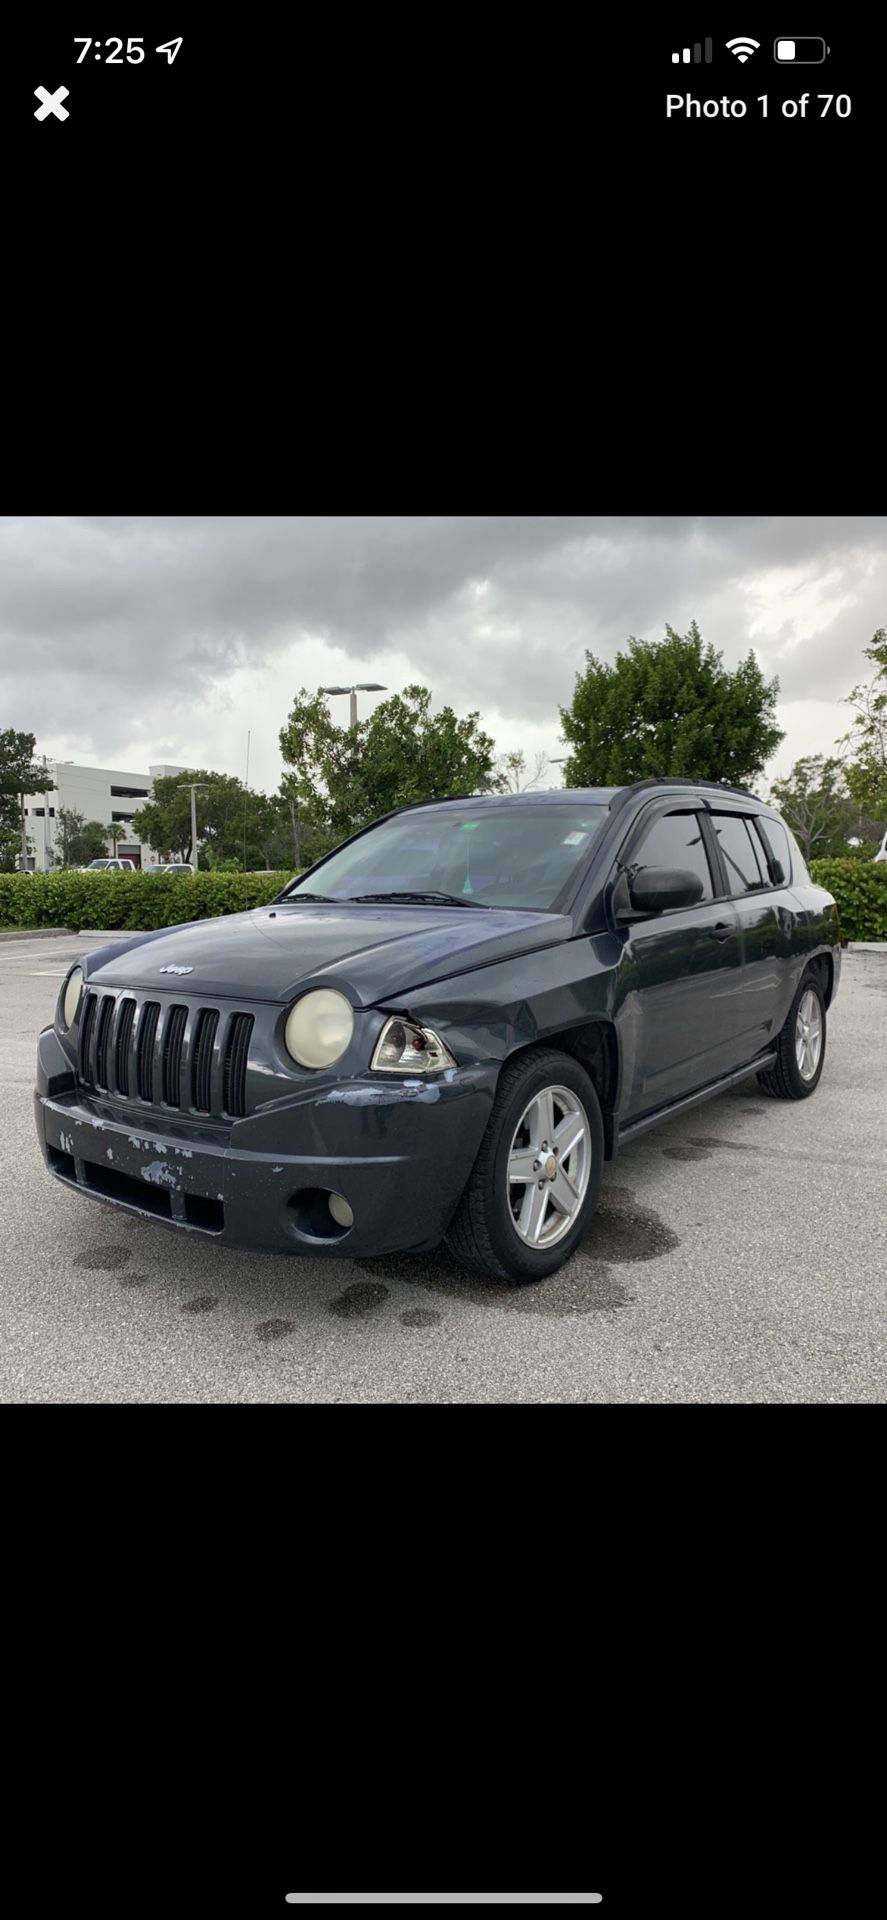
[281,803,609,911]
[87,859,112,868]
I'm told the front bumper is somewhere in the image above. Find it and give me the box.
[35,1026,497,1258]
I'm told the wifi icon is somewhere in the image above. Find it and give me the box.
[726,36,760,62]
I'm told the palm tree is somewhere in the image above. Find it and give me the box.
[105,820,132,855]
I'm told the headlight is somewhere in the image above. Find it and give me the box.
[283,988,354,1069]
[60,966,84,1031]
[370,1016,456,1074]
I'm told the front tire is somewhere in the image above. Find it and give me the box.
[758,972,827,1100]
[445,1047,604,1284]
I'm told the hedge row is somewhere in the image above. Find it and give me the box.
[0,870,297,931]
[809,858,887,943]
[3,860,886,942]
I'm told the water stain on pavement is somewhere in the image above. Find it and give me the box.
[581,1185,680,1263]
[662,1143,712,1162]
[74,1245,132,1272]
[255,1318,296,1342]
[689,1136,754,1154]
[361,1244,631,1318]
[358,1188,677,1316]
[180,1293,218,1313]
[328,1281,390,1319]
[118,1272,150,1288]
[400,1307,442,1329]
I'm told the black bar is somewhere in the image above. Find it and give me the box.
[693,42,701,63]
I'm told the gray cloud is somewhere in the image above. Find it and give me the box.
[1,516,884,791]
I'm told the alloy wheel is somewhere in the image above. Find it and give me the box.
[795,988,823,1081]
[506,1083,592,1248]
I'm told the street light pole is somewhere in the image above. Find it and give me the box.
[320,682,387,726]
[177,782,210,864]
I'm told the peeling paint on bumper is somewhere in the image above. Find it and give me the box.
[34,1027,496,1257]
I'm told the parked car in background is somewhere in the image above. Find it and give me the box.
[874,830,887,863]
[36,779,841,1286]
[82,857,137,872]
[145,863,195,876]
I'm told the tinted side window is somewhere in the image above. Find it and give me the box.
[754,815,792,884]
[711,814,766,894]
[784,827,812,884]
[632,811,714,903]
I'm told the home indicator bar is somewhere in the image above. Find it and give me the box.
[284,1900,604,1908]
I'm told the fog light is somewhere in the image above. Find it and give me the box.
[328,1194,354,1228]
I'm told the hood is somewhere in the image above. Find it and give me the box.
[84,902,574,1005]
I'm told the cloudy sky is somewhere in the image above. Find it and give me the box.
[1,516,883,794]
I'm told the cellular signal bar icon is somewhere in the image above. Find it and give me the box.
[672,39,713,63]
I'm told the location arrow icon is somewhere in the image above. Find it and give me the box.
[155,37,183,64]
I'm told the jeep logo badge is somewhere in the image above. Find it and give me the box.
[159,964,194,975]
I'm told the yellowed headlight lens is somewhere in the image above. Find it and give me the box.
[284,989,354,1069]
[62,967,84,1029]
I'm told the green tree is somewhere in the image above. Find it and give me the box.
[559,622,784,788]
[132,772,301,871]
[838,629,887,825]
[53,807,85,867]
[201,850,244,873]
[132,770,248,865]
[279,775,330,873]
[769,756,859,862]
[246,790,299,871]
[54,808,113,866]
[279,684,502,841]
[0,728,39,871]
[105,821,133,854]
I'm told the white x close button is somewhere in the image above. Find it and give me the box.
[34,86,70,121]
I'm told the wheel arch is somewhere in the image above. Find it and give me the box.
[506,1018,621,1159]
[805,950,835,1007]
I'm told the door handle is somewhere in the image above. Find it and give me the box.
[709,922,733,942]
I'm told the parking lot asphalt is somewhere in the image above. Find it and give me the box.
[3,932,886,1402]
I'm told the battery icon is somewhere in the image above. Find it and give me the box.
[774,37,830,61]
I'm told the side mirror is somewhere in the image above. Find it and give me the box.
[613,865,705,921]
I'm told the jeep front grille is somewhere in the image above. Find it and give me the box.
[114,997,137,1096]
[190,1007,219,1113]
[78,991,254,1120]
[223,1012,254,1118]
[137,1002,160,1101]
[93,993,114,1090]
[162,1003,188,1106]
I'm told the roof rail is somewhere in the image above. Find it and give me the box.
[608,775,763,815]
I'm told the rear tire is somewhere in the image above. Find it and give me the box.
[445,1046,604,1284]
[757,972,827,1100]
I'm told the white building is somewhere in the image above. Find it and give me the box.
[21,762,188,870]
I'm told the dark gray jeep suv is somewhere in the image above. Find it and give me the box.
[35,779,840,1284]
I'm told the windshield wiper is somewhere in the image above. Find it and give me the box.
[279,891,336,902]
[346,890,491,909]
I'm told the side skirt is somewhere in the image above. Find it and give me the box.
[617,1052,778,1147]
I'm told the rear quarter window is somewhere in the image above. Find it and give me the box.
[754,815,793,885]
[784,827,812,884]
